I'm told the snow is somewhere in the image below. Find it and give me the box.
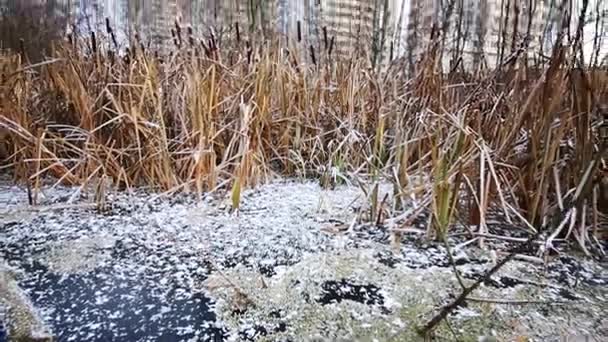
[1,176,607,341]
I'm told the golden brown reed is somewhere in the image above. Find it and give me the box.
[0,30,606,251]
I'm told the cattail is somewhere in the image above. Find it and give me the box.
[246,42,253,65]
[328,36,335,57]
[106,18,118,50]
[26,178,33,205]
[188,26,194,47]
[207,39,215,58]
[599,105,608,143]
[201,40,210,57]
[106,18,118,49]
[599,176,608,214]
[123,48,131,64]
[235,22,241,43]
[90,31,97,54]
[310,45,316,66]
[209,28,217,51]
[19,39,26,59]
[108,50,115,64]
[171,29,179,48]
[297,21,302,42]
[291,51,300,73]
[174,20,182,47]
[134,33,145,54]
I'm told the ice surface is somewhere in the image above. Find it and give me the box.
[1,177,606,341]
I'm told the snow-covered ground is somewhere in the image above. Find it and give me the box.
[1,176,607,341]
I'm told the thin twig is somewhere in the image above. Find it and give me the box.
[465,297,575,305]
[417,230,541,336]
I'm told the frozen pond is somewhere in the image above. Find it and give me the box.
[0,178,388,341]
[1,177,607,341]
[2,241,225,341]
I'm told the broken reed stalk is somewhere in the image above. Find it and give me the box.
[418,144,605,336]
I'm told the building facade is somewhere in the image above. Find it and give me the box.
[404,0,607,70]
[7,0,605,68]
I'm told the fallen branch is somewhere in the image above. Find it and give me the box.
[418,142,604,337]
[494,251,545,264]
[417,229,541,337]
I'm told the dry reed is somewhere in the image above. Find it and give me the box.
[1,24,607,254]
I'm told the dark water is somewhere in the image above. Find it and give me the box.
[0,241,227,342]
[317,279,384,306]
[0,319,6,342]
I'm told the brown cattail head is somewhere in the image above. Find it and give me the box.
[599,175,608,214]
[105,17,112,34]
[599,105,608,143]
[297,21,302,42]
[187,26,194,47]
[174,20,182,47]
[90,31,97,54]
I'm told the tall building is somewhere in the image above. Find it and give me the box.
[480,0,548,68]
[404,0,608,70]
[65,0,129,47]
[319,0,375,56]
[405,0,439,67]
[574,0,608,66]
[277,0,319,45]
[280,0,407,67]
[405,0,545,70]
[18,0,605,67]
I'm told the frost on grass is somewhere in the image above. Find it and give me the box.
[1,177,607,341]
[203,246,608,341]
[41,236,116,274]
[0,262,53,342]
[204,249,451,342]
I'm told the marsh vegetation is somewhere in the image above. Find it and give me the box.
[1,1,607,341]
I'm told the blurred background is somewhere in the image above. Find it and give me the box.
[1,0,607,68]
